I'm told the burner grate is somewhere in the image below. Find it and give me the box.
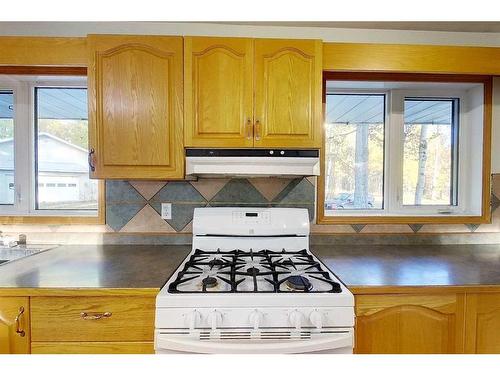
[167,249,342,294]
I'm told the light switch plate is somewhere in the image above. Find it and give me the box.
[161,203,172,220]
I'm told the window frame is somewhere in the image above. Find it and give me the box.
[317,72,493,225]
[0,69,104,224]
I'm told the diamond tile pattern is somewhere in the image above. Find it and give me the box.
[106,181,147,231]
[104,174,500,234]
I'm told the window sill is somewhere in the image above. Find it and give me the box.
[316,214,491,225]
[0,215,104,225]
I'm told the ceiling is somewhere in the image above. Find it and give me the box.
[219,22,500,33]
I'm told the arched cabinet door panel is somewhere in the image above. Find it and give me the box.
[184,37,254,148]
[254,39,322,148]
[0,297,30,354]
[355,294,465,354]
[88,35,184,179]
[465,293,500,353]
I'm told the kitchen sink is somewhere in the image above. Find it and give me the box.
[0,245,56,265]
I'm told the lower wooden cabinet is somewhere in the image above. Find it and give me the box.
[465,292,500,353]
[31,342,154,354]
[30,296,155,342]
[0,297,30,354]
[355,294,465,354]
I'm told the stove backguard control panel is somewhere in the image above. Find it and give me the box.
[232,211,271,225]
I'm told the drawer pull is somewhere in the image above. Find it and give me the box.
[15,306,26,337]
[80,312,112,320]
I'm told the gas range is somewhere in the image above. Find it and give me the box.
[155,207,354,354]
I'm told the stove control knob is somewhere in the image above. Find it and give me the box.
[186,310,201,330]
[309,310,323,330]
[207,310,223,330]
[249,310,263,330]
[289,310,304,330]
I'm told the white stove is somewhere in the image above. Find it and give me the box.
[155,207,354,354]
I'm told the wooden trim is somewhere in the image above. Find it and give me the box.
[317,72,493,225]
[323,42,500,75]
[0,66,87,75]
[350,285,500,295]
[0,37,87,67]
[0,180,106,225]
[0,287,158,297]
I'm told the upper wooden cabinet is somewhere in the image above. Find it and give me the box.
[355,294,465,354]
[184,37,254,148]
[88,35,184,179]
[184,37,322,148]
[254,39,322,148]
[465,293,500,353]
[0,297,30,354]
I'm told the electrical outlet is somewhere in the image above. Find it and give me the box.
[161,203,172,220]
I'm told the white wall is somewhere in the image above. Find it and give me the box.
[1,22,500,47]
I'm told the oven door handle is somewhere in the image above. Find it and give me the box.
[155,331,353,354]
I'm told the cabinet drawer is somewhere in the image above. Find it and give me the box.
[31,341,154,354]
[31,296,155,342]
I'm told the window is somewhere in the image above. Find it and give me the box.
[0,90,14,205]
[0,75,99,219]
[321,77,488,221]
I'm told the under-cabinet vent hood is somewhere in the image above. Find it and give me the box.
[185,149,320,177]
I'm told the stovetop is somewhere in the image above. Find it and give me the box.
[167,248,342,294]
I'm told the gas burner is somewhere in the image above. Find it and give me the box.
[168,248,342,294]
[285,275,312,291]
[208,259,225,268]
[246,267,260,275]
[202,276,218,289]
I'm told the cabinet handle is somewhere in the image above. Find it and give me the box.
[246,118,253,140]
[80,311,112,320]
[88,148,96,172]
[15,306,25,337]
[255,120,261,141]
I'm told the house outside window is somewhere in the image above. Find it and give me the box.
[0,75,99,218]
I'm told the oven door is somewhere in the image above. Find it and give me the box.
[155,328,353,354]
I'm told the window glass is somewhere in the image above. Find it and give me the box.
[324,94,385,211]
[35,87,98,210]
[0,90,14,205]
[403,98,458,206]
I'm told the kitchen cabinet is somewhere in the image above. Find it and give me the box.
[88,34,184,179]
[465,292,500,353]
[30,296,155,342]
[31,342,154,354]
[184,37,254,148]
[184,37,322,148]
[0,297,30,354]
[355,294,465,354]
[254,39,322,148]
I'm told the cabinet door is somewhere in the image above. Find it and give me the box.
[0,297,30,354]
[465,293,500,353]
[254,39,322,148]
[184,37,254,147]
[88,35,184,179]
[355,294,465,354]
[31,342,154,354]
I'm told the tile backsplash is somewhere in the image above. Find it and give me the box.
[106,177,315,232]
[3,175,500,244]
[104,174,500,235]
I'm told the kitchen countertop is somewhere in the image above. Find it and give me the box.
[1,244,500,295]
[0,245,191,295]
[311,244,500,293]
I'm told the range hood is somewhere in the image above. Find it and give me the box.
[186,149,320,177]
